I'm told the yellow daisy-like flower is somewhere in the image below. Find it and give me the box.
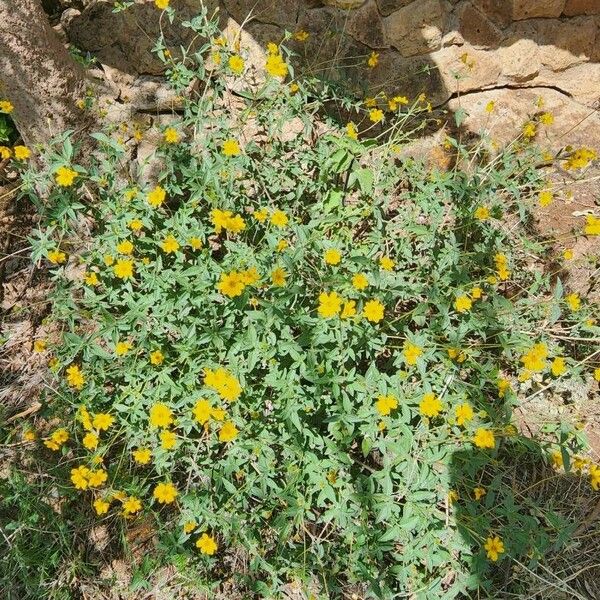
[551,357,567,377]
[153,482,178,504]
[116,240,134,255]
[87,469,108,488]
[218,271,246,298]
[522,122,536,138]
[455,403,474,426]
[122,496,142,515]
[473,487,486,500]
[13,146,31,160]
[93,413,114,431]
[48,250,67,264]
[379,256,395,271]
[149,403,173,428]
[155,0,169,9]
[419,392,442,418]
[324,248,342,265]
[160,430,177,450]
[346,122,358,140]
[82,432,98,451]
[474,206,490,220]
[55,166,78,187]
[196,533,218,555]
[473,427,495,449]
[133,447,152,464]
[352,273,369,290]
[222,138,241,157]
[84,271,99,285]
[369,108,384,123]
[93,498,111,516]
[538,190,553,207]
[71,465,90,490]
[584,215,600,236]
[0,100,14,113]
[294,30,309,41]
[193,399,212,425]
[563,248,573,260]
[115,341,132,356]
[228,54,245,75]
[454,295,472,313]
[270,210,289,228]
[265,52,288,78]
[318,291,342,318]
[363,299,384,323]
[367,51,379,68]
[147,185,166,208]
[219,421,239,442]
[271,267,286,287]
[189,237,202,250]
[163,127,180,144]
[183,521,197,533]
[539,112,554,126]
[150,350,164,365]
[340,300,356,319]
[375,394,397,416]
[485,101,495,113]
[66,364,85,390]
[161,234,180,254]
[33,339,47,352]
[113,259,134,279]
[402,341,422,366]
[484,535,504,561]
[129,219,143,231]
[565,293,580,311]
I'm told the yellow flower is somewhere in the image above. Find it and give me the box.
[419,392,442,418]
[375,394,397,416]
[340,300,356,319]
[93,413,114,431]
[94,498,110,516]
[218,271,246,298]
[193,399,212,425]
[363,299,385,323]
[265,52,288,78]
[276,239,288,252]
[538,190,553,207]
[113,259,134,279]
[122,496,142,515]
[484,536,504,561]
[271,267,286,287]
[0,100,14,113]
[294,30,309,41]
[183,521,197,533]
[163,127,180,143]
[474,206,490,220]
[551,357,567,377]
[85,271,99,285]
[584,214,600,236]
[23,429,37,442]
[318,291,342,318]
[228,54,245,75]
[470,287,482,299]
[403,341,422,366]
[66,364,85,389]
[551,450,564,469]
[270,210,288,228]
[149,403,173,428]
[367,51,379,68]
[13,145,31,160]
[473,487,486,500]
[196,533,218,555]
[222,138,241,157]
[253,207,268,222]
[153,482,178,504]
[594,368,600,382]
[147,185,166,207]
[55,166,78,187]
[116,240,134,255]
[324,248,342,265]
[240,267,260,286]
[563,248,574,260]
[204,367,242,402]
[497,378,511,398]
[565,293,580,311]
[160,430,177,450]
[521,342,548,372]
[33,339,47,352]
[87,469,108,487]
[473,428,495,449]
[352,273,369,290]
[522,122,536,138]
[71,465,90,490]
[219,421,239,442]
[161,234,180,254]
[128,219,143,232]
[485,101,495,113]
[104,254,114,266]
[454,295,472,313]
[539,112,554,126]
[369,108,384,123]
[346,122,358,140]
[133,447,152,464]
[379,256,395,271]
[388,95,409,111]
[82,432,98,450]
[115,341,132,356]
[189,237,202,249]
[48,249,67,264]
[447,347,466,363]
[150,350,164,365]
[155,0,169,8]
[455,403,474,426]
[0,146,11,159]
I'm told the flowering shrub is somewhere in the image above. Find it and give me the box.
[5,8,600,600]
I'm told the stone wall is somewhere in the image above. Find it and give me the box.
[63,0,600,109]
